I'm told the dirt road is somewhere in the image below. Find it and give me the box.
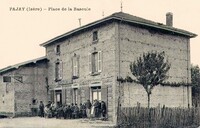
[0,117,93,128]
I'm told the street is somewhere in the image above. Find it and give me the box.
[0,117,93,128]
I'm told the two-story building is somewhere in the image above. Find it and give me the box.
[0,12,197,124]
[40,12,197,123]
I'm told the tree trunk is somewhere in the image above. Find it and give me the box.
[147,93,151,128]
[147,93,150,109]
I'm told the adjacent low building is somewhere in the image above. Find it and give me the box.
[0,57,48,117]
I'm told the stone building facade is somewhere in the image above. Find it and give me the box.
[0,57,48,117]
[40,12,197,123]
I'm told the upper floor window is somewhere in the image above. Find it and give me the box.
[55,60,63,81]
[89,51,102,75]
[72,55,79,79]
[55,45,60,55]
[92,31,98,42]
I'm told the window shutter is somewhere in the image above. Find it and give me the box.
[88,53,92,74]
[77,56,80,77]
[50,90,54,102]
[62,89,66,105]
[59,61,63,80]
[55,62,58,81]
[71,57,74,77]
[84,86,90,101]
[54,46,57,54]
[78,88,81,105]
[70,88,73,103]
[98,51,102,72]
[101,85,108,112]
[74,57,77,76]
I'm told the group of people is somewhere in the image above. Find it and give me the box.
[37,99,107,120]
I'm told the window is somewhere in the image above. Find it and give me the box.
[55,60,63,81]
[91,86,101,102]
[92,31,98,42]
[72,55,79,78]
[73,88,78,104]
[89,51,102,74]
[55,45,60,55]
[3,76,11,83]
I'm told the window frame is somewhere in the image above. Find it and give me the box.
[92,31,98,43]
[55,45,60,55]
[89,51,102,75]
[55,60,63,81]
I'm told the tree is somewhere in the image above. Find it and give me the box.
[191,65,200,107]
[130,51,170,108]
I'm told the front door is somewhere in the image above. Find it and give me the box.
[55,90,62,106]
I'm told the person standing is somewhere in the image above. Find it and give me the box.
[101,101,107,120]
[38,101,44,117]
[85,99,92,118]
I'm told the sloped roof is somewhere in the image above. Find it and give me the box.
[0,56,48,74]
[40,12,197,47]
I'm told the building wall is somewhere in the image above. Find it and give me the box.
[0,75,14,115]
[118,23,192,107]
[46,22,118,121]
[0,62,48,116]
[123,83,190,107]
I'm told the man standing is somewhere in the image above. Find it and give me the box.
[85,99,92,118]
[101,101,107,120]
[38,101,44,117]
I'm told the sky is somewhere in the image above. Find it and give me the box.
[1,0,200,69]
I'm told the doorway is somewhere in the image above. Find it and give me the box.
[55,90,62,105]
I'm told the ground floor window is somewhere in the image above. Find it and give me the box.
[91,86,101,102]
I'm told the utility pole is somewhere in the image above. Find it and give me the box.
[120,0,123,12]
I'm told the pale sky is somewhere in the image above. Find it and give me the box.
[1,0,199,69]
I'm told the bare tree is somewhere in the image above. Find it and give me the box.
[130,51,170,108]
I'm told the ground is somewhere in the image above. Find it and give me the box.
[0,117,114,128]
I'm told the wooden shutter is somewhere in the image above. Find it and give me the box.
[59,61,63,80]
[101,85,108,109]
[55,62,58,81]
[54,46,57,54]
[98,51,102,72]
[50,90,54,102]
[70,88,73,103]
[62,89,66,105]
[74,57,77,77]
[77,56,80,77]
[78,88,81,105]
[84,86,90,101]
[88,53,92,74]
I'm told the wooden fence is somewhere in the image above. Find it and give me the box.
[118,106,200,128]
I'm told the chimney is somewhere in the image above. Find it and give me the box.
[166,12,173,27]
[78,18,81,27]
